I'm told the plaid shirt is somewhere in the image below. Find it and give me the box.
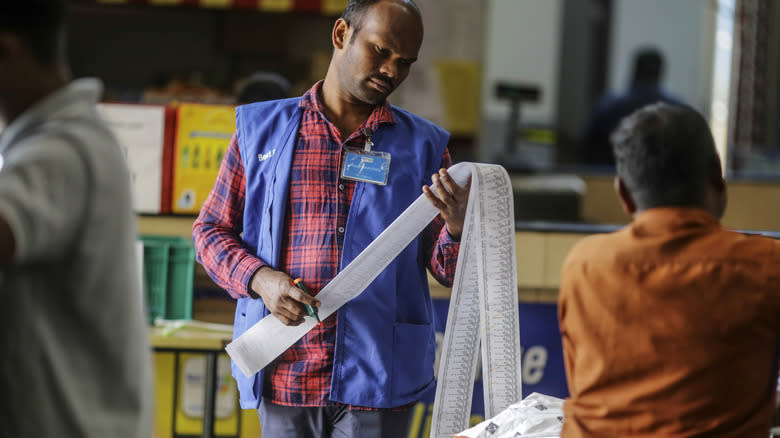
[193,81,459,409]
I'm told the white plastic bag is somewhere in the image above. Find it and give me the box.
[454,392,564,438]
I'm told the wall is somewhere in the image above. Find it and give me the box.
[393,0,486,133]
[555,0,612,163]
[477,0,719,163]
[579,175,780,232]
[608,0,717,113]
[478,0,563,162]
[481,0,563,125]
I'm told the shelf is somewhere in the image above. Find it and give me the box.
[137,215,196,238]
[70,0,348,15]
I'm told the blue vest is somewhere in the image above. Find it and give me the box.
[232,97,450,409]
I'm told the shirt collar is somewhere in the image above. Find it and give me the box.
[631,207,720,237]
[299,80,395,132]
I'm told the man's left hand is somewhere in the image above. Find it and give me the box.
[422,168,471,240]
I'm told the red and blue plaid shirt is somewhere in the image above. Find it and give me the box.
[194,81,459,409]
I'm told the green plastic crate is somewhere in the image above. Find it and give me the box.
[142,240,169,324]
[141,235,196,321]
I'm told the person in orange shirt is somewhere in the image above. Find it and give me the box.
[559,102,780,437]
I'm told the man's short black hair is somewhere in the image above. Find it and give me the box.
[611,103,720,209]
[237,72,291,105]
[0,0,67,66]
[341,0,420,42]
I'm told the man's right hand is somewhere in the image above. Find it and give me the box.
[250,266,321,326]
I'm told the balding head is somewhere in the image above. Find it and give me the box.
[341,0,422,42]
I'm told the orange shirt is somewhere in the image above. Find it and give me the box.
[559,207,780,437]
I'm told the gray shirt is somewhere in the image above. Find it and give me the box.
[0,79,152,437]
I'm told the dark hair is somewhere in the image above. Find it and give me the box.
[341,0,420,42]
[0,0,67,66]
[611,103,719,209]
[237,72,291,105]
[631,47,663,85]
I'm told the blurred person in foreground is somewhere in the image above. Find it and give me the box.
[0,1,152,436]
[193,0,469,436]
[559,102,780,437]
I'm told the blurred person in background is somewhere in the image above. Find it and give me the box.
[0,1,152,436]
[236,71,292,105]
[560,102,780,437]
[580,47,684,167]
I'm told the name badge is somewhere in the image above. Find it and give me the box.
[341,149,391,185]
[340,127,391,185]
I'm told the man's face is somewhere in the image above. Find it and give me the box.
[335,1,423,106]
[0,33,18,123]
[0,32,36,125]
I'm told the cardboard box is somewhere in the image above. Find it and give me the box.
[97,103,175,214]
[171,104,236,215]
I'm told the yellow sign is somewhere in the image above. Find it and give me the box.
[323,0,349,15]
[200,0,231,7]
[434,60,482,136]
[172,104,235,214]
[260,0,293,12]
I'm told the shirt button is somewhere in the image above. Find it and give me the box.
[338,226,345,234]
[338,184,345,191]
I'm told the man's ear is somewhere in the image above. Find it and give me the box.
[0,33,18,60]
[614,176,637,215]
[708,159,726,195]
[332,18,350,50]
[708,159,727,218]
[0,32,28,68]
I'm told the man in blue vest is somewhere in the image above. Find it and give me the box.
[193,0,469,436]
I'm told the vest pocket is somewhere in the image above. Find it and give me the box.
[231,297,266,408]
[391,322,436,400]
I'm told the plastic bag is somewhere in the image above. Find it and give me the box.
[454,392,564,438]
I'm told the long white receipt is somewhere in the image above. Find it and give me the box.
[225,162,522,437]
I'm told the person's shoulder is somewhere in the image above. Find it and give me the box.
[659,90,686,107]
[389,105,448,136]
[590,92,622,113]
[719,228,780,258]
[235,97,302,134]
[34,107,116,158]
[237,97,300,116]
[563,230,625,267]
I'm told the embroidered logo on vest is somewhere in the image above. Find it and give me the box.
[257,149,276,162]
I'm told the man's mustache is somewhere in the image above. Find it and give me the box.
[370,75,394,89]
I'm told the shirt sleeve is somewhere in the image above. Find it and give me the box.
[423,149,461,287]
[192,132,265,299]
[0,137,88,264]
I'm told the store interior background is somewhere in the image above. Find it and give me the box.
[57,0,780,436]
[67,0,780,231]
